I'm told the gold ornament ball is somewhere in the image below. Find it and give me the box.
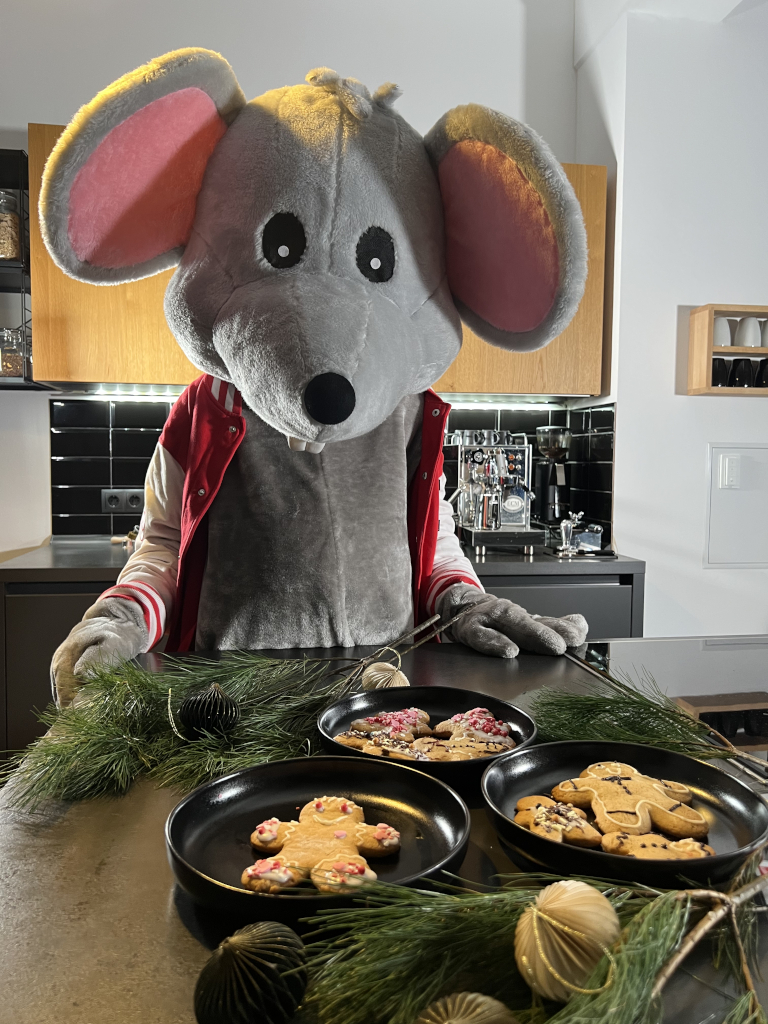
[416,991,519,1024]
[514,879,620,1003]
[360,661,410,689]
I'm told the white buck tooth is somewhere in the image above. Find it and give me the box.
[287,436,307,451]
[306,441,325,454]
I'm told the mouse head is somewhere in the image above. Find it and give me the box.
[40,48,586,449]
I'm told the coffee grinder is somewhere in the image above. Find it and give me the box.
[533,426,572,524]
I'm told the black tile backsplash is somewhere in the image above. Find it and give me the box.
[52,488,104,514]
[588,463,613,492]
[112,459,152,486]
[449,408,499,430]
[51,459,110,486]
[50,429,110,457]
[113,402,169,428]
[112,429,161,458]
[51,400,110,427]
[50,399,171,535]
[52,515,113,536]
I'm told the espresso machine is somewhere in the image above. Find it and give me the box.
[533,426,572,525]
[443,430,544,549]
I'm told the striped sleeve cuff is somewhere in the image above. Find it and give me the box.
[424,573,482,616]
[102,582,166,649]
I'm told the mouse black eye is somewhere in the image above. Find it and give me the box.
[356,226,395,282]
[262,212,306,268]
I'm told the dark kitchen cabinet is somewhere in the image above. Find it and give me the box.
[4,584,106,751]
[0,540,126,758]
[470,551,645,641]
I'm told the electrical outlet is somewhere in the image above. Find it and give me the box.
[124,489,145,513]
[101,488,126,513]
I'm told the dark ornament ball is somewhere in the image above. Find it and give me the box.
[178,683,241,740]
[194,921,307,1024]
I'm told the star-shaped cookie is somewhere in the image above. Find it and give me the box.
[551,761,708,838]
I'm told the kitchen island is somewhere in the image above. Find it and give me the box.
[0,539,645,755]
[1,637,766,1024]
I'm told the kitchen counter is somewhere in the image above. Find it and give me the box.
[0,639,765,1024]
[464,545,645,577]
[0,536,130,582]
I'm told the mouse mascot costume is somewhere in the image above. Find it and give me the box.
[43,49,589,705]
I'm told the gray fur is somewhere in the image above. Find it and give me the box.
[165,84,461,443]
[39,48,245,286]
[197,395,423,648]
[424,104,588,353]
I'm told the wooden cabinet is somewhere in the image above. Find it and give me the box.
[28,124,198,386]
[434,164,607,396]
[688,303,768,396]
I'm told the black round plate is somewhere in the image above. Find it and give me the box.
[318,686,536,803]
[166,756,470,926]
[482,740,768,887]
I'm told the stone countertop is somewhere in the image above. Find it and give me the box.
[0,537,644,582]
[465,546,646,576]
[0,641,762,1023]
[0,537,130,582]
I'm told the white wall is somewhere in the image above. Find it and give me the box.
[0,0,530,143]
[0,392,51,556]
[577,5,768,636]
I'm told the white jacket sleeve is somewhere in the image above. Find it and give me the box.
[99,442,184,650]
[422,473,483,616]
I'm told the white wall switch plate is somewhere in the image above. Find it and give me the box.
[718,453,741,489]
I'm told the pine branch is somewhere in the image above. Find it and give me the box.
[303,877,657,1024]
[529,666,762,766]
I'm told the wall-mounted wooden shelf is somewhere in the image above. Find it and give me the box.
[688,304,768,395]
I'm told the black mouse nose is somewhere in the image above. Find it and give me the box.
[303,373,356,425]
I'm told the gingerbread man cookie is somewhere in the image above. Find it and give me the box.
[551,762,708,839]
[241,796,400,894]
[514,795,602,848]
[602,832,715,860]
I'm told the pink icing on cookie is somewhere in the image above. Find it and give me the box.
[334,830,347,839]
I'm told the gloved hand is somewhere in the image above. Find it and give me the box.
[50,597,148,707]
[436,583,588,659]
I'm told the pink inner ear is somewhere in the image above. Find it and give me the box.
[69,87,227,269]
[439,139,560,334]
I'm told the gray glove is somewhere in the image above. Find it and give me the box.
[50,597,148,707]
[436,583,588,659]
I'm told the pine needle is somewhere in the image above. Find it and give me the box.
[545,892,691,1024]
[530,667,728,759]
[722,992,768,1024]
[1,653,350,806]
[302,877,656,1024]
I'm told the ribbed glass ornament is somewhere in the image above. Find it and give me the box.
[194,921,306,1024]
[178,683,240,739]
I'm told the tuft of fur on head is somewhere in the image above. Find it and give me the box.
[305,69,402,119]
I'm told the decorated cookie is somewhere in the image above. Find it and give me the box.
[602,832,715,860]
[448,735,515,758]
[514,795,602,848]
[432,708,513,743]
[242,796,400,894]
[551,762,708,839]
[361,736,430,761]
[350,708,431,739]
[411,737,473,761]
[333,729,370,750]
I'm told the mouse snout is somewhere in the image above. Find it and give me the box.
[303,373,356,425]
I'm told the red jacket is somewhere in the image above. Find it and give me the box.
[101,375,480,652]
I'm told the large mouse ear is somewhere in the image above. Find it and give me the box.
[425,105,587,352]
[40,48,245,285]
